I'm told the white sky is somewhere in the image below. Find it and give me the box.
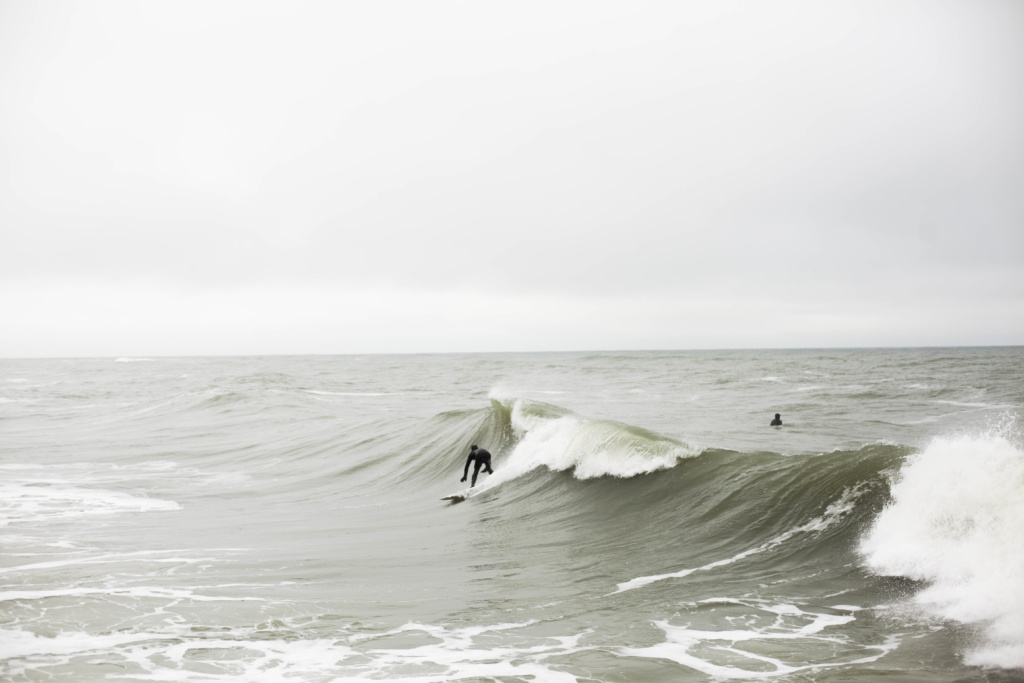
[1,0,1022,357]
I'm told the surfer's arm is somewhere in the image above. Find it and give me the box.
[461,454,473,481]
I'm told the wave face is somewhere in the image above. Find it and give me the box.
[1,348,1022,681]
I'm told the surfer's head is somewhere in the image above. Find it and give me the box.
[470,444,477,451]
[775,413,780,419]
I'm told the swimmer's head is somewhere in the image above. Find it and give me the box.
[775,414,780,419]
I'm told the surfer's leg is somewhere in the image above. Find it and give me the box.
[471,460,482,487]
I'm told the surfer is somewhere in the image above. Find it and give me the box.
[461,445,494,487]
[770,413,783,426]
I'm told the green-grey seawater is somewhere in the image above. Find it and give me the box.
[2,348,1023,681]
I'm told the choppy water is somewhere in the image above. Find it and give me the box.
[2,348,1023,682]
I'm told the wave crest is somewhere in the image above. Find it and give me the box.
[486,396,698,483]
[860,425,1024,668]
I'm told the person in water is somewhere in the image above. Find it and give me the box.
[770,413,783,426]
[461,445,494,487]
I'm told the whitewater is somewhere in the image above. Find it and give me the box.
[1,348,1022,682]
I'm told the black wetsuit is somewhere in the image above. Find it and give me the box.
[770,416,783,426]
[462,448,494,487]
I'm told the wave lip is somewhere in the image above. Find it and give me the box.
[860,429,1024,669]
[485,396,698,486]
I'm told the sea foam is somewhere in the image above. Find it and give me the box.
[0,483,179,527]
[489,397,697,483]
[860,427,1024,668]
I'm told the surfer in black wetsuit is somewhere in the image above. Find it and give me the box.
[770,413,783,426]
[461,445,494,487]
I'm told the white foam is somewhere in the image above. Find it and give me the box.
[478,398,698,489]
[621,602,898,679]
[0,549,231,575]
[0,482,179,527]
[0,628,165,660]
[0,460,249,529]
[931,399,1016,410]
[346,621,584,682]
[0,620,587,682]
[860,428,1024,668]
[615,485,865,593]
[0,585,265,603]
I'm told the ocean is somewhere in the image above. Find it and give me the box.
[2,348,1023,682]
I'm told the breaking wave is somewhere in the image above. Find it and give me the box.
[860,423,1024,668]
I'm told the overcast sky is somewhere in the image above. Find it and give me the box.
[1,0,1022,357]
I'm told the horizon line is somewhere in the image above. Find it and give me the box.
[2,344,1022,362]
